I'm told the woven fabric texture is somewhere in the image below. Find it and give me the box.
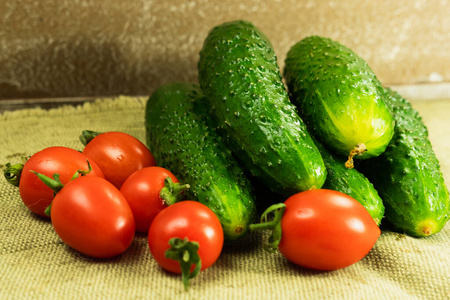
[1,97,449,299]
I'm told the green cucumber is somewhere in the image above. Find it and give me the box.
[359,88,450,237]
[284,36,395,168]
[198,20,326,197]
[145,82,257,241]
[312,137,385,225]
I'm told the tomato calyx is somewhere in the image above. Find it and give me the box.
[79,130,102,146]
[160,177,190,206]
[165,237,202,291]
[4,162,25,187]
[4,156,29,187]
[249,203,286,253]
[32,172,65,196]
[31,160,94,216]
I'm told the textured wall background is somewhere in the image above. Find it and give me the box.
[1,0,449,99]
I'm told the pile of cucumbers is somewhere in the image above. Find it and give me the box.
[145,20,449,241]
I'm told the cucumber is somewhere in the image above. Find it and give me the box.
[358,88,450,237]
[145,82,257,241]
[284,36,395,168]
[198,20,326,197]
[312,137,385,225]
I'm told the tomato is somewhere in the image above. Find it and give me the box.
[81,131,156,189]
[148,201,223,289]
[120,166,188,233]
[278,189,380,270]
[251,189,380,271]
[50,176,135,258]
[11,146,104,217]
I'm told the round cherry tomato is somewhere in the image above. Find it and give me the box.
[15,146,104,217]
[120,166,184,233]
[278,189,380,270]
[82,131,156,189]
[148,201,224,274]
[50,176,135,258]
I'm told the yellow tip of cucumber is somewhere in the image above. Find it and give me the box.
[416,219,440,237]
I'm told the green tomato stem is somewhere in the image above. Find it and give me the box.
[79,130,103,146]
[44,203,53,217]
[72,160,93,179]
[160,177,190,206]
[3,162,24,187]
[165,237,202,291]
[249,203,286,253]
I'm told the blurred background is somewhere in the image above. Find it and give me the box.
[1,0,449,101]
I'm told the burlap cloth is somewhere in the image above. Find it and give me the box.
[1,96,449,299]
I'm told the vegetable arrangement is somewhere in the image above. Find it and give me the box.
[4,131,221,289]
[3,19,449,291]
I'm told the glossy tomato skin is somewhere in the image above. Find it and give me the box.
[19,146,104,217]
[82,131,156,189]
[120,166,179,233]
[51,176,135,258]
[279,189,380,270]
[148,201,224,274]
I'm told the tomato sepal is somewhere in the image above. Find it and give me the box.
[249,203,286,253]
[31,159,93,193]
[4,162,25,187]
[75,160,93,177]
[31,171,65,195]
[165,237,202,291]
[44,203,52,217]
[31,160,94,216]
[159,177,190,206]
[79,130,102,146]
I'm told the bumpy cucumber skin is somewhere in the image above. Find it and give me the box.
[359,89,450,237]
[312,138,385,225]
[145,82,257,241]
[284,36,395,160]
[198,20,326,197]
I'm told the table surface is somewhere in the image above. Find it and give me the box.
[1,93,449,300]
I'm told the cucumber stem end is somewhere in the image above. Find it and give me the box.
[345,143,367,169]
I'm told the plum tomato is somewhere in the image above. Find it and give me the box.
[50,176,135,258]
[120,166,189,233]
[81,131,156,189]
[4,146,104,217]
[252,189,381,271]
[148,201,224,290]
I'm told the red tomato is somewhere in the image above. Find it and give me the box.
[82,131,156,189]
[278,189,380,270]
[51,176,135,258]
[18,146,104,217]
[120,166,181,233]
[148,201,224,274]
